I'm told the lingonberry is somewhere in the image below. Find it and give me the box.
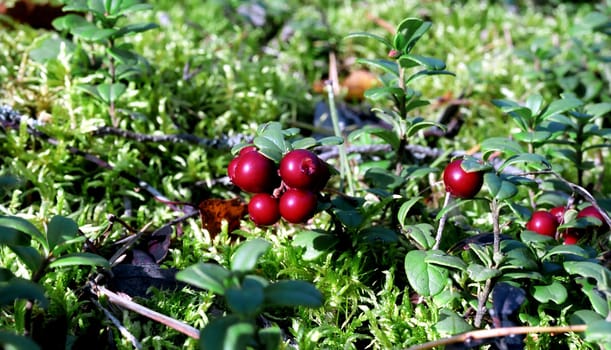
[279,149,326,190]
[232,151,279,193]
[238,145,257,156]
[577,205,607,230]
[227,156,240,182]
[248,193,280,226]
[526,210,559,237]
[442,159,484,199]
[563,231,579,245]
[279,188,317,224]
[550,206,566,224]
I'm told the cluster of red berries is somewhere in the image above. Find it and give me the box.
[526,205,607,244]
[228,147,330,226]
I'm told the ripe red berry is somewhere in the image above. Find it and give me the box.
[279,149,326,190]
[526,211,559,237]
[563,231,579,245]
[549,206,566,224]
[232,151,279,193]
[227,156,240,182]
[239,145,257,156]
[442,159,484,199]
[248,193,280,226]
[279,188,317,224]
[577,205,606,229]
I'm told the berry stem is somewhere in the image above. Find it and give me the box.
[326,82,355,196]
[433,191,452,250]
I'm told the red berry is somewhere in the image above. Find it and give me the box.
[232,151,279,193]
[442,159,484,199]
[228,156,240,181]
[577,205,606,229]
[248,194,280,226]
[563,231,579,245]
[279,149,326,190]
[279,189,317,223]
[526,211,559,237]
[239,145,257,156]
[550,206,566,224]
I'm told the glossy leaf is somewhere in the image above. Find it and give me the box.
[484,172,518,201]
[292,231,339,261]
[72,25,116,41]
[364,87,405,101]
[113,23,159,38]
[226,277,264,316]
[533,280,568,304]
[0,216,47,250]
[0,278,48,308]
[176,263,231,295]
[0,331,41,350]
[435,309,473,335]
[397,197,422,228]
[97,83,127,104]
[564,261,610,288]
[355,58,399,78]
[51,14,89,31]
[291,137,317,150]
[481,137,524,157]
[467,264,501,282]
[403,224,435,250]
[344,32,393,50]
[539,97,583,121]
[264,280,323,308]
[543,245,590,260]
[49,252,109,269]
[405,69,455,85]
[317,136,343,146]
[107,46,138,65]
[47,216,79,252]
[199,315,254,350]
[393,18,432,53]
[400,54,445,70]
[425,251,467,271]
[8,246,44,272]
[404,250,448,296]
[361,227,398,244]
[584,320,611,347]
[258,327,281,350]
[230,239,270,273]
[498,153,551,173]
[253,136,283,163]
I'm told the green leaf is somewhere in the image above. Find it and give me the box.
[364,87,405,101]
[317,136,343,146]
[253,136,283,163]
[406,120,443,138]
[8,246,44,272]
[0,278,48,308]
[467,264,501,282]
[484,172,518,200]
[525,94,544,116]
[47,216,78,252]
[543,245,590,260]
[404,69,455,85]
[514,131,553,144]
[492,99,530,131]
[404,224,435,249]
[404,250,448,296]
[498,153,551,172]
[97,83,127,104]
[51,14,89,31]
[397,197,422,228]
[230,239,270,273]
[344,32,393,49]
[113,23,159,38]
[0,226,30,246]
[106,46,138,65]
[481,137,524,156]
[176,263,231,295]
[292,231,339,261]
[226,277,264,316]
[361,227,398,244]
[393,18,432,53]
[77,84,103,101]
[400,54,445,70]
[584,320,611,347]
[564,261,610,287]
[585,102,611,119]
[576,278,609,317]
[570,310,603,325]
[435,309,473,335]
[364,167,405,190]
[0,268,14,282]
[425,251,467,271]
[0,216,47,250]
[0,331,41,350]
[291,137,318,150]
[355,58,399,78]
[258,327,281,350]
[49,252,109,269]
[72,25,117,41]
[264,280,323,308]
[199,316,254,350]
[533,280,568,304]
[539,97,583,121]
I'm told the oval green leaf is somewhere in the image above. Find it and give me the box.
[230,239,270,273]
[405,250,448,296]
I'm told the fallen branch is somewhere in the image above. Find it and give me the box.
[406,324,587,350]
[90,282,200,340]
[92,299,143,350]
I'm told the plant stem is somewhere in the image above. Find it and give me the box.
[474,198,502,327]
[432,192,452,250]
[108,39,118,127]
[407,324,587,350]
[326,83,355,196]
